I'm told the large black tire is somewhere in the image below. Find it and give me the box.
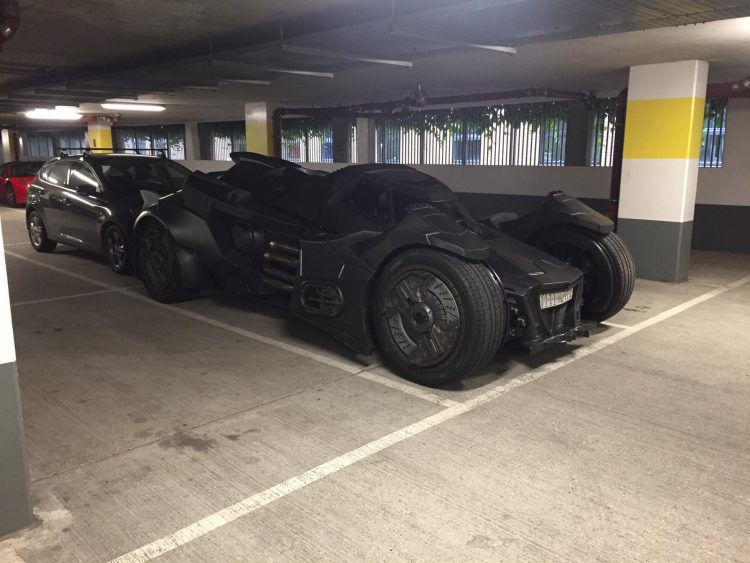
[103,224,131,274]
[26,211,57,252]
[531,228,635,322]
[372,248,506,387]
[137,223,198,303]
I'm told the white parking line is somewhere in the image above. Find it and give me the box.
[601,321,631,329]
[109,273,750,563]
[11,286,141,308]
[3,241,30,247]
[3,250,451,408]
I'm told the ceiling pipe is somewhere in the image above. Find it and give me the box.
[706,76,750,98]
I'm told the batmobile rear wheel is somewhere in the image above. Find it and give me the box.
[138,224,198,303]
[373,249,506,387]
[531,228,635,322]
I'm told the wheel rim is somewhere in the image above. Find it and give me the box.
[140,230,174,292]
[384,270,461,367]
[28,215,44,247]
[106,229,127,270]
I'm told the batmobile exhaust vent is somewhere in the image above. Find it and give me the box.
[260,239,300,293]
[299,282,343,317]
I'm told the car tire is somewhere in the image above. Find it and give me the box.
[531,228,635,322]
[27,211,57,252]
[137,223,198,303]
[5,184,16,207]
[103,224,131,274]
[372,248,506,387]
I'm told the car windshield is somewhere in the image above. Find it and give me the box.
[92,158,191,194]
[13,162,43,177]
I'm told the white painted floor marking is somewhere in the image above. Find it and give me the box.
[109,273,750,563]
[356,370,460,408]
[4,250,452,407]
[601,321,631,329]
[3,241,32,246]
[11,286,142,308]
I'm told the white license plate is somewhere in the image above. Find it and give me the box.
[539,288,574,310]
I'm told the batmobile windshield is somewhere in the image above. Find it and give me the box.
[362,168,482,233]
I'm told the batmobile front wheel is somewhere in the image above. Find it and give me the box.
[373,249,506,387]
[531,228,635,322]
[137,224,198,303]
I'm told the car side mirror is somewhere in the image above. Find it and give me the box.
[75,184,97,196]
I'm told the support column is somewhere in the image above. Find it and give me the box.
[183,121,200,161]
[245,102,275,156]
[356,117,376,164]
[617,60,708,282]
[331,117,352,163]
[0,129,12,164]
[564,101,590,166]
[0,216,33,537]
[87,116,113,153]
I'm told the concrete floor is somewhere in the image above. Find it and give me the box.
[0,204,748,562]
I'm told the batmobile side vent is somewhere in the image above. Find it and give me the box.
[260,239,301,293]
[299,281,344,318]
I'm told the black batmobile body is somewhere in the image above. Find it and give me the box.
[134,153,634,386]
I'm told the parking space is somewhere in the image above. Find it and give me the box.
[1,207,748,562]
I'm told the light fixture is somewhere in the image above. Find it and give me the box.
[100,102,166,112]
[25,106,82,120]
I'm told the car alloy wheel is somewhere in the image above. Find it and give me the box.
[28,214,44,247]
[140,228,175,292]
[105,227,128,273]
[6,184,15,207]
[384,271,461,367]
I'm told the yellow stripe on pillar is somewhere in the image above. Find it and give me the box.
[245,102,275,156]
[88,122,113,153]
[623,97,705,160]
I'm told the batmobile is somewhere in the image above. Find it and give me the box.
[134,153,634,386]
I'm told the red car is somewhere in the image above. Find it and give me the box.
[1,161,44,206]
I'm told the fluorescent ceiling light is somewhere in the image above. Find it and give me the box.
[25,106,82,120]
[100,103,166,112]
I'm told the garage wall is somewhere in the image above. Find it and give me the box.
[179,98,750,253]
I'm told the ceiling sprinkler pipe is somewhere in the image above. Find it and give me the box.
[706,76,750,98]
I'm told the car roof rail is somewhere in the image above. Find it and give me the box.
[55,147,168,158]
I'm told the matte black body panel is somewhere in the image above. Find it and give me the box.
[499,190,615,241]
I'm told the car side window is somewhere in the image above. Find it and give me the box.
[69,163,101,192]
[45,162,71,186]
[346,180,392,223]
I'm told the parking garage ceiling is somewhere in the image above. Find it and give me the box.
[2,0,750,123]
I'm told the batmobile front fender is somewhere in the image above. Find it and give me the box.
[133,207,206,290]
[499,191,614,242]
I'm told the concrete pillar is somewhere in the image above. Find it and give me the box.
[617,60,708,282]
[87,117,114,153]
[331,117,351,163]
[184,121,200,161]
[0,217,33,537]
[245,102,275,156]
[356,118,376,164]
[1,129,12,164]
[564,101,590,166]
